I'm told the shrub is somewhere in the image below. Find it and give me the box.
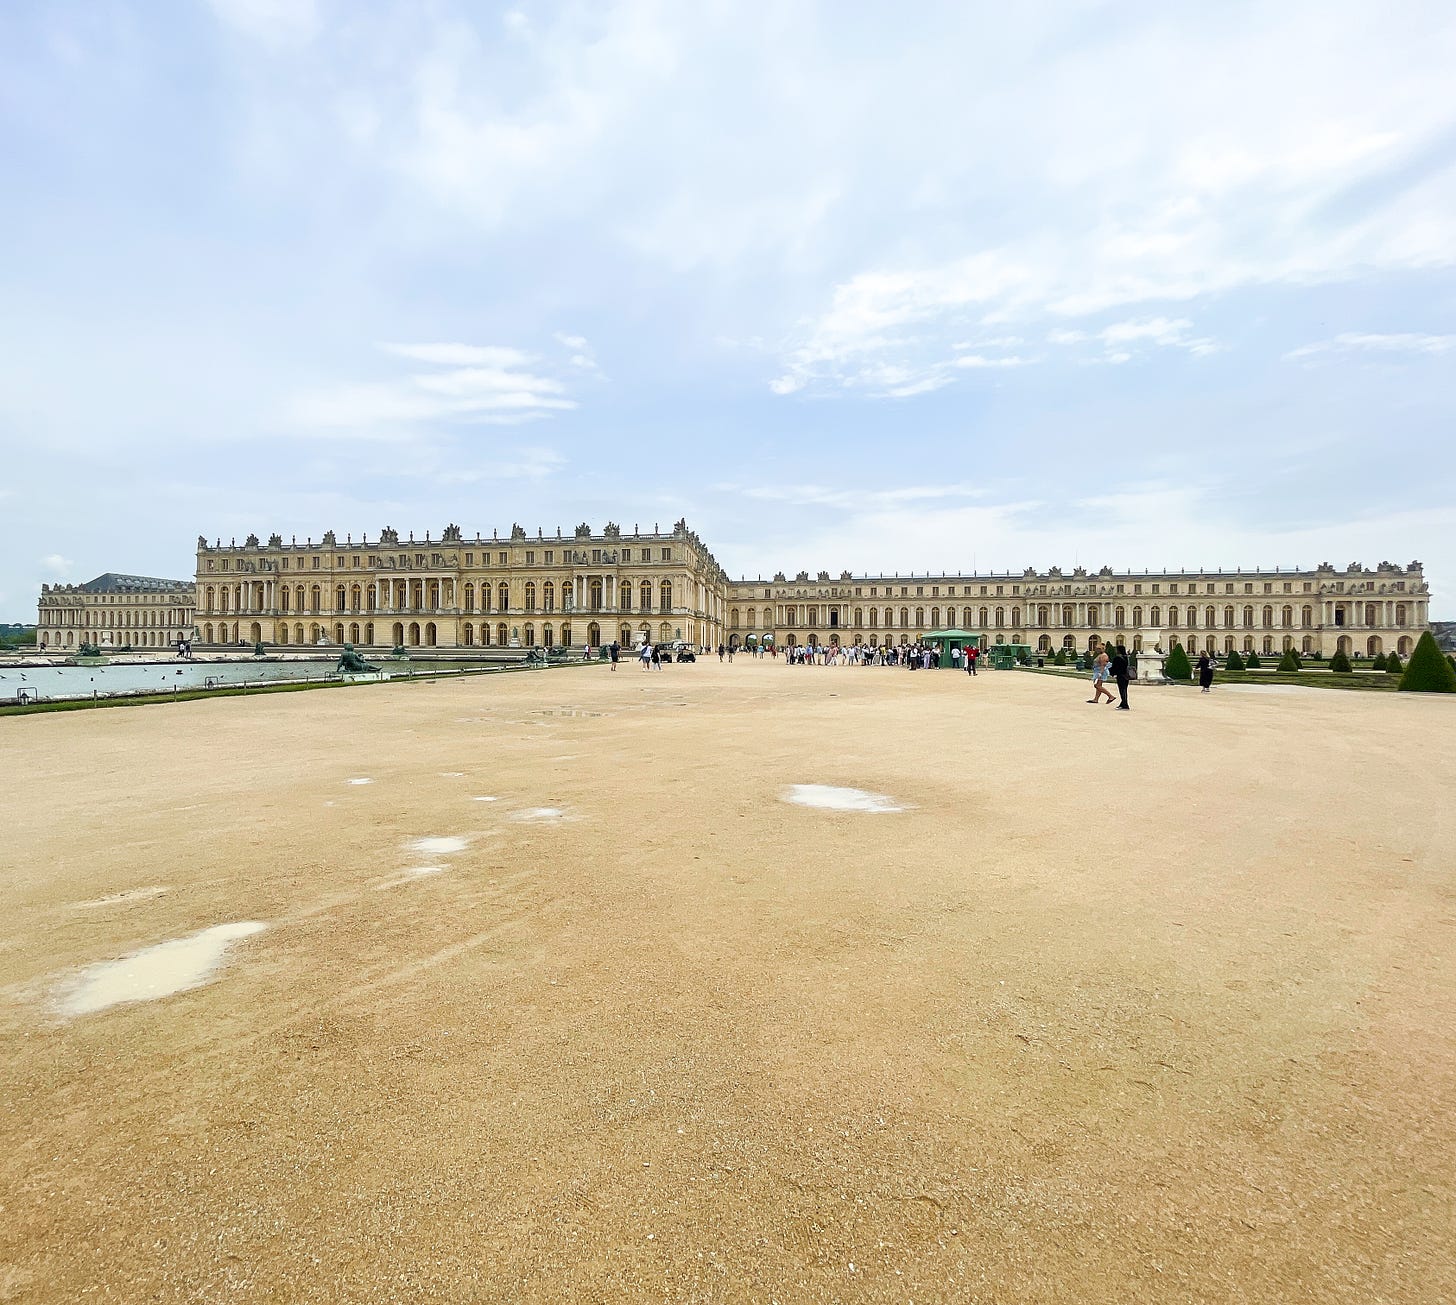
[1384,651,1403,675]
[1277,649,1301,672]
[1328,650,1352,673]
[1245,651,1261,669]
[1053,647,1067,666]
[1371,652,1387,671]
[1224,649,1245,671]
[1398,632,1456,692]
[1165,644,1192,680]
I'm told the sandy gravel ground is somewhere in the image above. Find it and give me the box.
[2,661,1453,1304]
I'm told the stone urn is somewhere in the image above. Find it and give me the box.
[1135,631,1167,682]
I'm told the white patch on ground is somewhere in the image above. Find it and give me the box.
[782,784,908,814]
[74,886,169,910]
[471,795,499,803]
[407,835,469,856]
[54,922,267,1017]
[439,771,465,778]
[552,755,579,761]
[511,807,571,823]
[346,778,373,786]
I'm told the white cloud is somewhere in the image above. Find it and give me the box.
[206,0,318,46]
[1286,332,1456,360]
[288,342,580,435]
[40,554,74,576]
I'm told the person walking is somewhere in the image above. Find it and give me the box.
[1111,644,1131,710]
[1198,652,1214,693]
[967,645,978,676]
[718,643,725,662]
[639,642,651,670]
[1089,646,1116,704]
[609,640,620,671]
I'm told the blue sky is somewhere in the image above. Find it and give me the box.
[2,0,1454,619]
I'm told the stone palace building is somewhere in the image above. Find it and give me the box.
[184,520,1434,661]
[36,572,196,651]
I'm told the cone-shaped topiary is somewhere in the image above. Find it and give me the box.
[1328,649,1352,673]
[1448,654,1456,674]
[1053,647,1067,666]
[1371,652,1387,671]
[1397,633,1455,691]
[1225,648,1245,671]
[1245,651,1261,668]
[1277,649,1301,672]
[1165,644,1193,680]
[1384,651,1403,675]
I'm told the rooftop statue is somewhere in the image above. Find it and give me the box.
[575,522,592,538]
[322,530,337,546]
[379,527,399,545]
[511,524,527,540]
[268,533,282,547]
[603,522,621,538]
[442,523,462,542]
[245,533,260,548]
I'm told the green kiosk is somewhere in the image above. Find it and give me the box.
[987,641,1033,669]
[920,628,983,669]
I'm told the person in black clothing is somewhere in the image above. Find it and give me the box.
[1111,644,1131,709]
[1197,653,1214,692]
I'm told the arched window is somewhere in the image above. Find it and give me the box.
[524,582,536,613]
[543,582,554,612]
[1396,603,1408,625]
[543,624,554,647]
[980,607,989,627]
[1011,606,1021,627]
[1186,606,1198,628]
[1205,605,1217,628]
[336,585,347,612]
[869,608,878,627]
[1282,605,1293,628]
[1062,604,1074,625]
[730,608,740,628]
[619,581,632,610]
[854,607,863,627]
[1222,606,1233,627]
[1088,605,1099,627]
[1166,607,1178,627]
[1263,635,1273,653]
[994,606,1004,627]
[901,607,910,628]
[497,622,508,646]
[524,623,535,646]
[1132,605,1142,627]
[1115,606,1125,627]
[915,607,924,627]
[1243,605,1254,627]
[464,583,475,612]
[659,581,672,612]
[1302,604,1313,627]
[1149,605,1160,627]
[1262,605,1273,628]
[498,582,510,612]
[463,623,474,646]
[747,607,757,628]
[640,581,653,611]
[311,585,321,614]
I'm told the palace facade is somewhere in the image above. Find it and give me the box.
[724,560,1431,660]
[192,521,731,652]
[36,573,196,651]
[184,519,1432,661]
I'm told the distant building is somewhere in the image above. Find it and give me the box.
[37,573,196,651]
[724,560,1432,660]
[192,522,729,650]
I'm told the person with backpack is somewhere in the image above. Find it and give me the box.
[1111,644,1131,710]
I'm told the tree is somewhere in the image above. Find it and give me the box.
[1277,649,1301,672]
[1225,648,1245,671]
[1328,649,1352,673]
[1165,644,1192,680]
[1371,652,1387,671]
[1398,632,1456,692]
[1384,651,1403,675]
[1053,647,1067,666]
[1246,651,1261,669]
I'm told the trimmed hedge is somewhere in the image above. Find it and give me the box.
[1328,650,1352,673]
[1398,632,1456,692]
[1384,651,1403,675]
[1224,649,1245,671]
[1165,644,1192,680]
[1245,651,1261,669]
[1277,649,1301,672]
[1371,652,1387,671]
